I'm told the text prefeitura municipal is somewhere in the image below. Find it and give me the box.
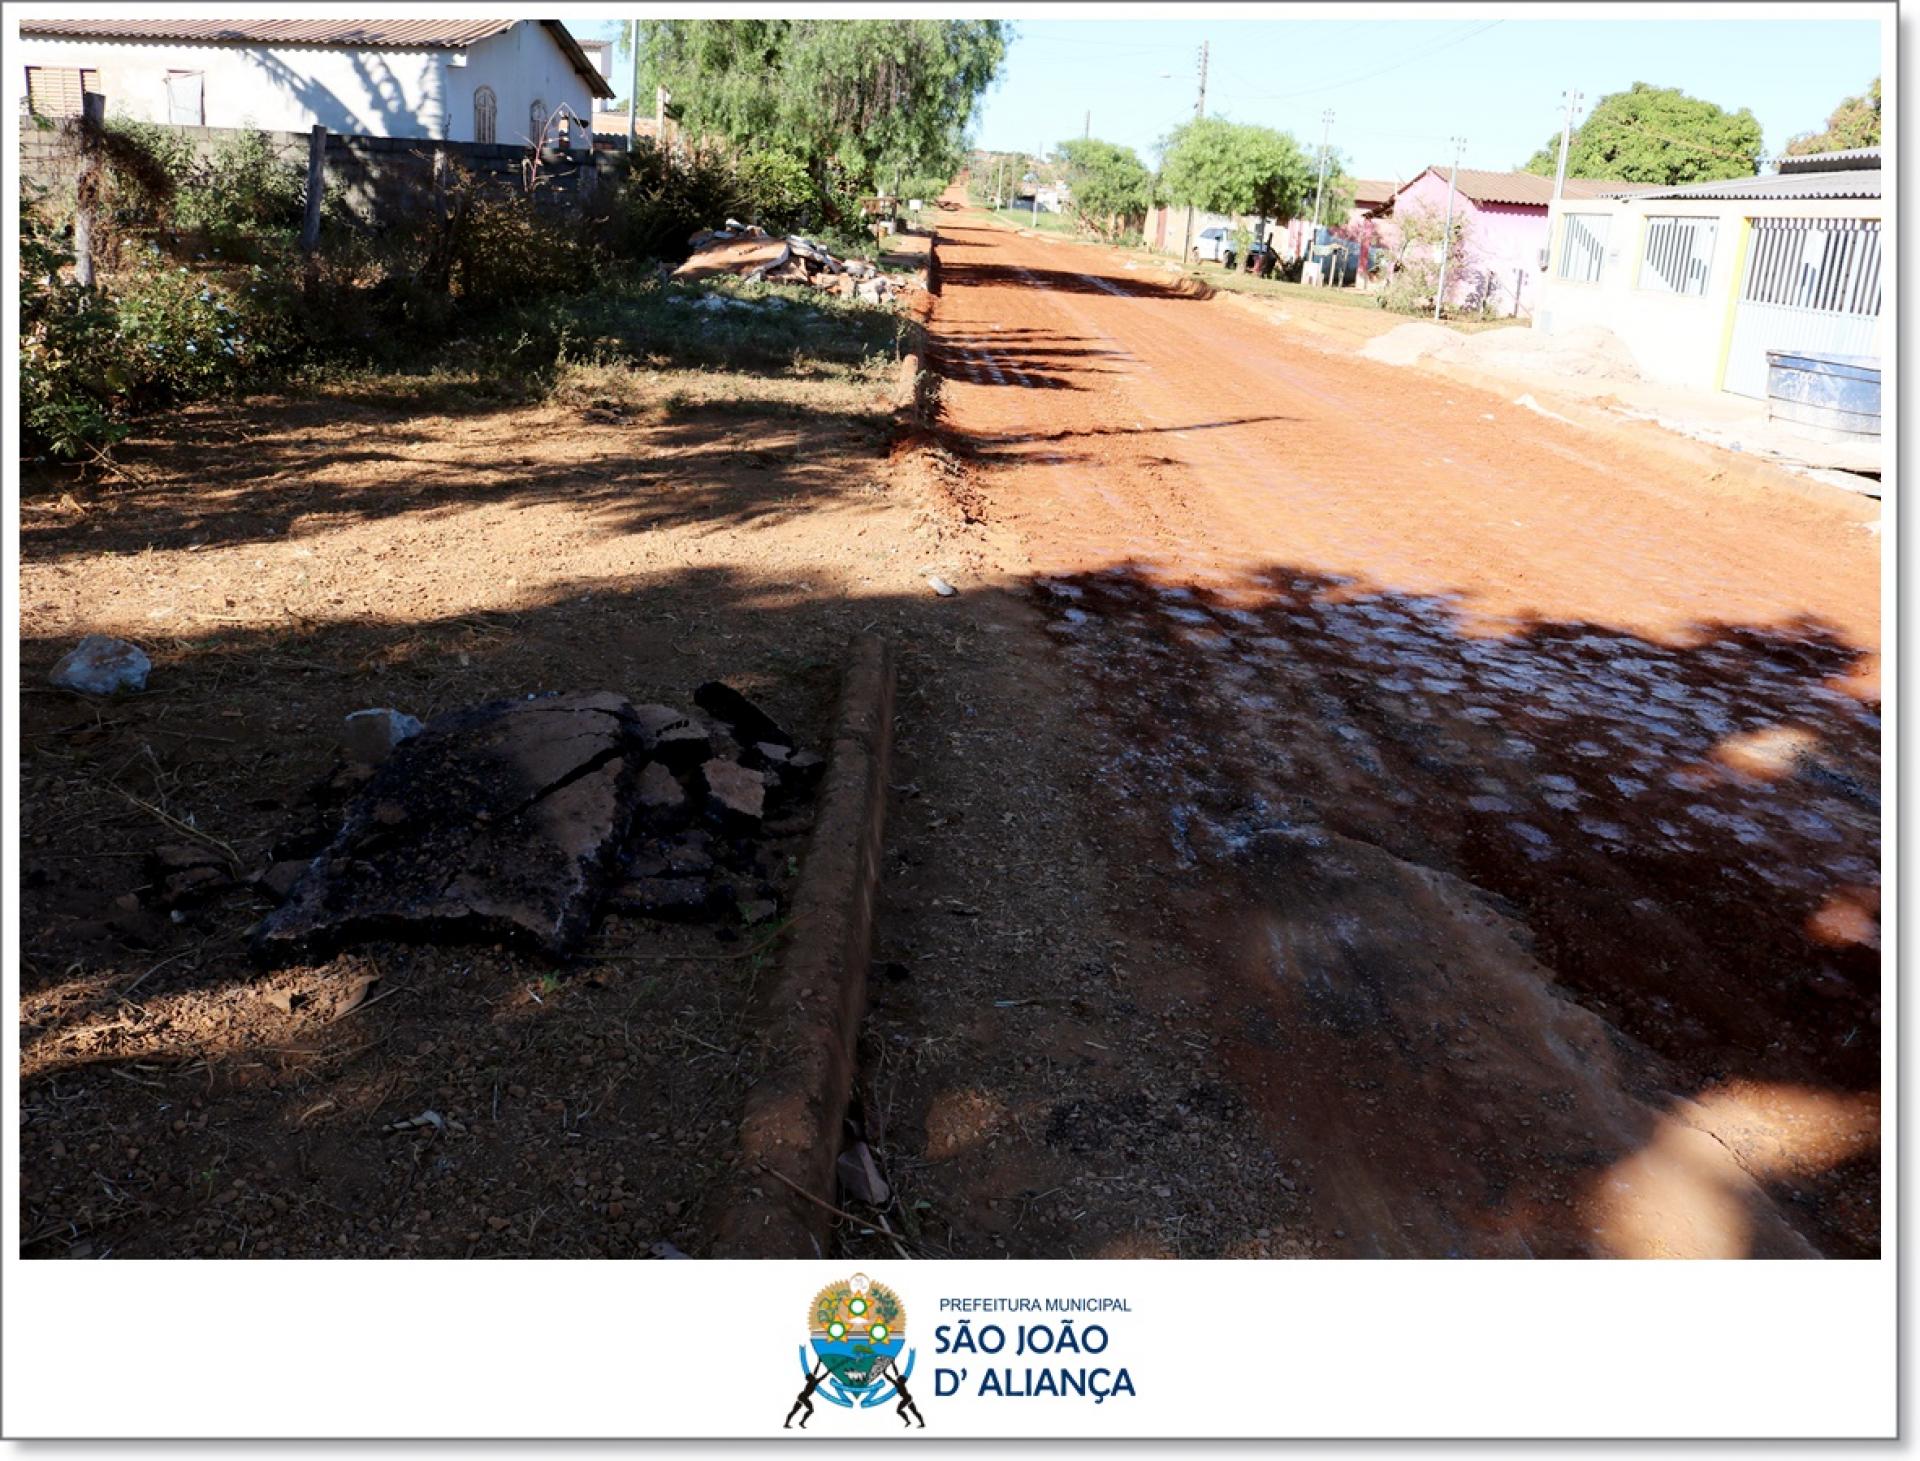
[936,1298,1132,1311]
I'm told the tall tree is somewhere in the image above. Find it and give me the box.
[1159,117,1314,242]
[1519,81,1763,185]
[642,20,1009,213]
[1785,77,1880,156]
[1054,136,1151,239]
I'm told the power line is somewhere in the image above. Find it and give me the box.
[1241,21,1503,102]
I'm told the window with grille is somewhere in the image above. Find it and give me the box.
[1742,217,1881,317]
[1639,216,1716,296]
[529,98,546,145]
[25,66,100,118]
[1556,213,1609,283]
[473,85,496,143]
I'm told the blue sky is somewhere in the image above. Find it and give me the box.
[564,16,1882,182]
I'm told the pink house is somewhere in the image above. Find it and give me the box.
[1369,167,1658,317]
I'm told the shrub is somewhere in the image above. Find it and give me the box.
[609,142,744,263]
[180,129,305,240]
[736,148,815,233]
[20,183,128,458]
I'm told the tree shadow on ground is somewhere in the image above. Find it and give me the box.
[20,385,898,563]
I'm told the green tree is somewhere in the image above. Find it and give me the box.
[1054,136,1151,240]
[641,20,1008,217]
[1159,117,1314,246]
[1785,77,1880,156]
[1520,81,1762,185]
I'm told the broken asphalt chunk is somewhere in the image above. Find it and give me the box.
[252,691,647,964]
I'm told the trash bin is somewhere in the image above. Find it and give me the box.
[1765,351,1881,436]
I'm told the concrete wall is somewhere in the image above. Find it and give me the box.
[1533,193,1888,392]
[17,23,591,143]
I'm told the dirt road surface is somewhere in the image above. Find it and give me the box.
[863,216,1880,1260]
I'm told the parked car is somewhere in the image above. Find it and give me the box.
[1192,226,1233,263]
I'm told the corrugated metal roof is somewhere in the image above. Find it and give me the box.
[19,19,516,47]
[1777,146,1879,174]
[1372,166,1664,211]
[1600,169,1881,201]
[20,18,614,97]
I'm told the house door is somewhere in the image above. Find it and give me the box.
[1723,216,1881,397]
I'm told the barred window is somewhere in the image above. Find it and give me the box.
[1639,216,1716,296]
[1556,213,1610,283]
[25,65,100,118]
[473,85,496,143]
[529,98,546,145]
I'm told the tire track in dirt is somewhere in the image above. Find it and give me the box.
[924,219,1881,1258]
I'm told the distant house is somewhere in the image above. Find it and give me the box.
[17,18,613,144]
[1368,167,1661,317]
[1534,149,1883,398]
[574,37,620,109]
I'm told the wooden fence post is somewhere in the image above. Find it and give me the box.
[299,124,326,253]
[72,91,106,287]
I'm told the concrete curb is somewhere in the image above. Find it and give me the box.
[708,634,896,1257]
[893,233,942,433]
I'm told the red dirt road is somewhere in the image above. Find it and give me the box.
[921,219,1881,1258]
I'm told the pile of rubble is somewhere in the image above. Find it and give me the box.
[673,220,904,305]
[250,682,823,966]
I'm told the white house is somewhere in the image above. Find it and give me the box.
[1533,149,1883,398]
[17,18,613,145]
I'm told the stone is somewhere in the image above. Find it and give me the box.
[636,762,687,820]
[253,691,648,964]
[836,1142,890,1206]
[738,898,778,925]
[697,759,765,830]
[606,876,720,920]
[255,860,308,901]
[49,635,150,695]
[633,705,713,771]
[342,707,425,765]
[693,681,793,749]
[663,841,715,875]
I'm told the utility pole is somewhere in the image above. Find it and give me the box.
[1433,135,1465,321]
[1309,107,1334,284]
[1179,40,1209,266]
[1084,109,1091,139]
[626,18,641,152]
[1553,89,1583,200]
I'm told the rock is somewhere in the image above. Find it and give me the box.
[342,708,424,765]
[254,860,308,901]
[663,840,715,875]
[836,1142,891,1206]
[106,892,166,947]
[253,691,648,964]
[144,844,232,909]
[607,876,720,920]
[693,681,793,749]
[49,635,150,695]
[927,576,958,597]
[855,279,885,305]
[698,758,765,830]
[633,704,713,771]
[649,1240,692,1259]
[636,762,688,822]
